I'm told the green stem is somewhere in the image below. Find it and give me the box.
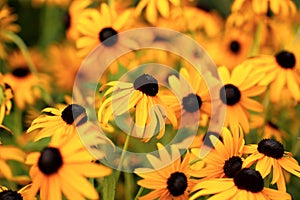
[134,187,144,200]
[249,20,264,57]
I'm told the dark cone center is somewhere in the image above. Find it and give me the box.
[133,74,159,96]
[220,84,241,106]
[11,67,30,78]
[61,104,87,126]
[223,156,243,178]
[38,147,63,175]
[182,93,202,113]
[98,27,118,47]
[275,51,296,69]
[0,190,23,200]
[167,172,188,197]
[229,40,240,54]
[257,139,284,159]
[233,168,264,193]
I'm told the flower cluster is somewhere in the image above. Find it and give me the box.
[0,0,300,199]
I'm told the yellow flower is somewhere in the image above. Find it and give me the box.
[232,0,297,17]
[98,74,177,142]
[25,132,112,200]
[135,144,192,200]
[190,168,291,200]
[135,0,180,24]
[218,65,266,133]
[0,73,13,125]
[0,1,20,59]
[245,50,300,102]
[190,127,245,179]
[0,145,29,184]
[243,138,300,191]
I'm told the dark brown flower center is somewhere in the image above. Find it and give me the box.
[133,74,159,96]
[0,190,23,200]
[220,84,241,106]
[38,147,63,175]
[11,67,30,78]
[182,93,202,113]
[98,27,118,47]
[275,51,296,69]
[229,40,240,54]
[167,172,188,197]
[223,156,243,178]
[61,104,87,126]
[257,139,284,159]
[233,168,264,193]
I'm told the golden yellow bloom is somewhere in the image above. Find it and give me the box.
[243,138,300,191]
[98,74,177,142]
[190,127,245,179]
[232,0,297,17]
[218,65,266,133]
[0,1,20,59]
[0,73,13,125]
[135,144,192,200]
[25,132,112,200]
[191,168,291,200]
[135,0,180,24]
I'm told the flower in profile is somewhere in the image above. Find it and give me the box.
[99,74,177,142]
[166,68,213,127]
[0,1,20,59]
[232,0,297,17]
[218,65,266,133]
[190,168,291,200]
[0,144,29,184]
[0,185,33,200]
[135,0,181,24]
[245,50,300,102]
[25,132,112,200]
[190,127,245,179]
[27,104,88,141]
[0,74,13,125]
[243,138,300,191]
[76,3,132,57]
[135,144,192,200]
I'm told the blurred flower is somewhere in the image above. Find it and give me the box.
[246,50,300,102]
[0,1,20,59]
[218,65,266,133]
[0,185,34,200]
[232,0,297,17]
[190,168,291,200]
[243,138,300,191]
[25,132,112,200]
[190,127,245,179]
[99,74,177,142]
[135,0,180,24]
[166,68,212,127]
[0,145,29,184]
[0,73,13,125]
[135,144,192,200]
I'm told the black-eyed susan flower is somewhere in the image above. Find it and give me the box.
[135,143,192,200]
[25,131,112,200]
[99,74,177,142]
[0,185,33,200]
[135,0,180,24]
[232,0,297,17]
[27,104,88,141]
[245,50,300,102]
[218,65,266,133]
[190,127,245,179]
[0,144,29,184]
[166,68,212,127]
[243,138,300,191]
[190,168,291,200]
[0,1,20,59]
[0,74,13,125]
[76,3,132,57]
